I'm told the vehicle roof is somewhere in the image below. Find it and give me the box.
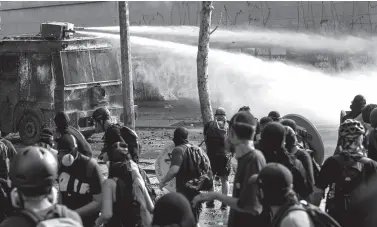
[0,34,115,53]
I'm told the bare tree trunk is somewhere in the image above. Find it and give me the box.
[119,1,135,130]
[197,1,214,126]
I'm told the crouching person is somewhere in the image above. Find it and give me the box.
[57,134,103,227]
[0,146,83,227]
[95,142,153,227]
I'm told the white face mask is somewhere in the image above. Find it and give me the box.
[62,152,77,167]
[60,135,78,167]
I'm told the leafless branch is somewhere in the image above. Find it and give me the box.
[210,12,223,35]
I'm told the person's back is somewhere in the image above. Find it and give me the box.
[283,124,315,189]
[65,126,93,157]
[0,146,82,227]
[54,112,93,158]
[260,123,312,200]
[368,108,377,161]
[95,142,153,227]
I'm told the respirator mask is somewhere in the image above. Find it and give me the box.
[60,135,79,167]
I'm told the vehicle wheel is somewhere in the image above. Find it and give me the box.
[19,114,41,145]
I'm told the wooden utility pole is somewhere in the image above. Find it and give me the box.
[119,1,135,129]
[197,1,214,125]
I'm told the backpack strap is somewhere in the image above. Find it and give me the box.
[271,204,306,227]
[86,158,96,179]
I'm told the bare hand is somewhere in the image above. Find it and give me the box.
[159,181,166,190]
[192,192,216,207]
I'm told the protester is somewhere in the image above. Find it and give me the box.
[92,107,140,163]
[203,107,231,210]
[159,127,212,223]
[268,111,281,122]
[312,119,377,227]
[255,116,274,150]
[193,111,269,227]
[251,163,314,227]
[54,111,93,157]
[152,192,196,227]
[0,130,17,180]
[341,94,366,123]
[259,122,312,201]
[35,128,58,157]
[259,116,273,132]
[0,146,83,227]
[0,130,17,159]
[57,133,103,227]
[282,122,315,191]
[95,142,153,227]
[368,107,377,161]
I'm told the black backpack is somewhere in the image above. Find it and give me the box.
[110,162,151,227]
[117,125,141,163]
[326,153,371,223]
[297,144,321,185]
[285,156,313,200]
[182,144,213,193]
[272,200,341,227]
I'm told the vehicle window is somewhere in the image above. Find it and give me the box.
[60,50,94,85]
[0,54,18,79]
[90,49,120,82]
[31,54,52,84]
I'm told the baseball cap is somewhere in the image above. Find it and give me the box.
[174,127,189,140]
[251,163,293,193]
[215,107,226,116]
[229,111,257,127]
[281,119,297,132]
[268,111,281,121]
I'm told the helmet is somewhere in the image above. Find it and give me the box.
[92,107,110,121]
[215,107,226,116]
[268,111,281,121]
[10,146,58,196]
[338,119,365,139]
[370,108,377,128]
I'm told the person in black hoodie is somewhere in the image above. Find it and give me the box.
[54,112,93,157]
[341,95,366,123]
[259,122,312,201]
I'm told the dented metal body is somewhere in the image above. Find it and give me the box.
[0,35,125,144]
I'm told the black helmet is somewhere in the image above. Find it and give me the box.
[92,107,110,121]
[10,146,58,196]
